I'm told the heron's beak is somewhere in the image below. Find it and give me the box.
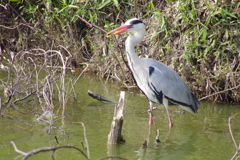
[107,25,132,37]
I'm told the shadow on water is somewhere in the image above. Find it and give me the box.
[0,75,239,159]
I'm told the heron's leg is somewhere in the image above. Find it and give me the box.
[163,98,173,128]
[148,101,154,125]
[166,108,173,128]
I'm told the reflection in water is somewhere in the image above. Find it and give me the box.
[136,130,195,160]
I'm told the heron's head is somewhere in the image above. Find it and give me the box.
[107,18,145,37]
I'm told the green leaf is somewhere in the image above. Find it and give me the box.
[98,0,111,10]
[113,0,120,10]
[58,5,79,13]
[89,13,96,22]
[150,1,155,10]
[223,9,237,18]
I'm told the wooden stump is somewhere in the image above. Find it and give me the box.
[108,91,125,144]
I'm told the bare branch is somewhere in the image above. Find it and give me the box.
[199,84,240,101]
[228,114,240,160]
[74,122,90,159]
[10,141,89,160]
[0,23,34,30]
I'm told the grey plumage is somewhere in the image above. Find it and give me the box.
[108,18,199,127]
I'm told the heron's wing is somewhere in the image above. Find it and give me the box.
[146,60,199,112]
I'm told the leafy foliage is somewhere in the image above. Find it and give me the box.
[0,0,239,103]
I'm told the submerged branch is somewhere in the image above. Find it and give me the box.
[88,90,117,104]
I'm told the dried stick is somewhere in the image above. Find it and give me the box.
[199,84,240,101]
[74,122,90,159]
[10,141,88,160]
[0,23,34,30]
[228,113,240,160]
[11,75,61,105]
[88,90,117,104]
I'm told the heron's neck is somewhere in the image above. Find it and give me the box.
[125,29,146,67]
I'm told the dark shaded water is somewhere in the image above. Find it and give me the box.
[0,75,239,160]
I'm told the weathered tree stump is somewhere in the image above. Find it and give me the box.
[108,91,125,144]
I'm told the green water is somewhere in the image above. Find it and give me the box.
[0,75,239,160]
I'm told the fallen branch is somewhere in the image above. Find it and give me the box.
[88,90,117,104]
[10,141,89,160]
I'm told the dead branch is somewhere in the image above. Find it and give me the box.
[0,23,34,30]
[108,91,125,144]
[11,75,61,105]
[76,15,128,81]
[199,84,240,101]
[10,141,89,160]
[228,113,240,160]
[88,90,117,104]
[74,122,90,159]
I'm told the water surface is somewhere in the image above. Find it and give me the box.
[0,75,239,160]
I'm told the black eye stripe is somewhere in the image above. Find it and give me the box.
[130,19,143,25]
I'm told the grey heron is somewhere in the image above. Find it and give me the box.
[108,18,199,128]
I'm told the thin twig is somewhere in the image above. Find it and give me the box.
[228,113,240,160]
[0,23,34,30]
[11,141,88,160]
[76,16,150,110]
[11,141,27,156]
[11,75,61,104]
[76,15,107,34]
[228,113,239,148]
[199,84,240,101]
[0,4,7,9]
[76,15,127,81]
[74,122,90,159]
